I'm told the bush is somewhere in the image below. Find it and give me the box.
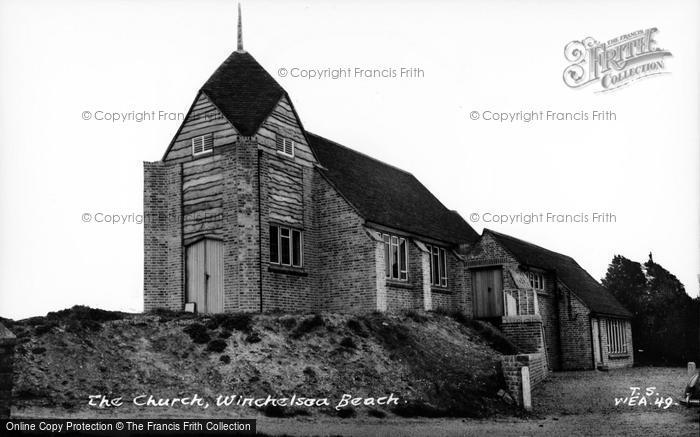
[219,355,231,364]
[47,305,124,323]
[337,407,356,418]
[46,305,124,332]
[392,401,445,418]
[183,323,210,344]
[347,318,369,337]
[34,322,57,336]
[303,366,316,378]
[221,314,253,333]
[278,315,297,330]
[368,408,386,418]
[31,347,46,354]
[206,339,227,353]
[291,314,324,339]
[405,310,428,323]
[339,336,357,349]
[245,332,262,343]
[218,329,232,339]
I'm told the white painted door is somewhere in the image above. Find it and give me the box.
[186,239,224,313]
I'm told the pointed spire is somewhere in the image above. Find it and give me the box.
[237,3,245,52]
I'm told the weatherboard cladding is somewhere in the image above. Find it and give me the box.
[174,50,478,247]
[484,229,632,318]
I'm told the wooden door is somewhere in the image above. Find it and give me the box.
[186,239,224,313]
[472,269,504,318]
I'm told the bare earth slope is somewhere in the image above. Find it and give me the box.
[5,307,519,420]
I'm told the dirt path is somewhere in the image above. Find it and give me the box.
[258,367,699,436]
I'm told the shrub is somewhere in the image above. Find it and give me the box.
[291,314,324,339]
[47,305,124,323]
[347,319,369,337]
[218,329,232,339]
[219,355,231,364]
[339,336,357,349]
[368,408,386,418]
[31,347,46,354]
[405,310,428,323]
[221,313,253,333]
[206,339,227,353]
[278,315,297,330]
[34,322,57,336]
[303,366,316,378]
[245,332,262,343]
[337,407,356,418]
[392,401,445,418]
[183,323,210,344]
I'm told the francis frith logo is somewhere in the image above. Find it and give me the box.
[563,28,672,92]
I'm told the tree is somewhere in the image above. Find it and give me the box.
[602,253,699,366]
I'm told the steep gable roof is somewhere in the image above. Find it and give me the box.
[484,229,632,318]
[307,132,479,245]
[201,51,285,136]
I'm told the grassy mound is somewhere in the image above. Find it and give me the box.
[9,308,520,418]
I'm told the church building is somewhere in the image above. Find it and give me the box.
[143,7,633,371]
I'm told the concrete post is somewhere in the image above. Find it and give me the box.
[521,366,532,411]
[0,322,17,418]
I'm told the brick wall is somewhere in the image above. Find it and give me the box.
[501,316,546,355]
[385,240,424,311]
[0,323,16,418]
[227,138,260,312]
[501,352,547,405]
[313,173,377,312]
[143,161,183,311]
[559,288,594,370]
[537,289,561,370]
[259,156,318,312]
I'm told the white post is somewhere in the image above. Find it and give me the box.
[688,362,696,376]
[521,366,532,411]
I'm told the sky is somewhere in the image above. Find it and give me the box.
[0,0,698,319]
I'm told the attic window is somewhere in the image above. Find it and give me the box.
[276,136,295,157]
[528,272,545,290]
[192,134,213,156]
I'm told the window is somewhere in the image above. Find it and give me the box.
[606,319,628,354]
[269,225,302,267]
[276,136,295,157]
[383,234,407,281]
[427,245,447,287]
[528,272,545,290]
[192,133,214,156]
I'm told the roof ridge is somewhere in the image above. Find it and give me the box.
[305,131,414,177]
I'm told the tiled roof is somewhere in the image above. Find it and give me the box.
[307,132,479,245]
[485,229,632,318]
[201,51,285,136]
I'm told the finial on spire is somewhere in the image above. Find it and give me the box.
[237,3,244,52]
